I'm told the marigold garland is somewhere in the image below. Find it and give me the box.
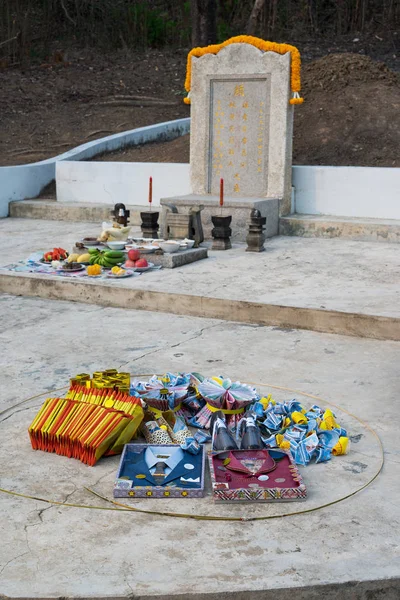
[184,35,304,106]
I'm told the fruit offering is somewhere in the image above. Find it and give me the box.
[124,257,149,269]
[88,248,125,268]
[86,264,102,276]
[77,253,91,263]
[127,249,140,261]
[111,266,126,276]
[43,247,68,262]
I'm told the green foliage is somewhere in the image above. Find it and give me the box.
[0,0,398,64]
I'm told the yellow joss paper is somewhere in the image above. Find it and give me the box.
[276,433,284,445]
[279,441,291,451]
[332,437,350,456]
[292,411,308,425]
[260,394,275,409]
[320,409,339,430]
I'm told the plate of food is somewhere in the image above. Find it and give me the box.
[106,267,135,279]
[61,263,85,273]
[132,261,154,272]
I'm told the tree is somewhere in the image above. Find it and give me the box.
[246,0,266,36]
[191,0,217,47]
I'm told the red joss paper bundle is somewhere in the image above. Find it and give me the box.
[28,394,143,466]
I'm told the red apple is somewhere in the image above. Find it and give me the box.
[128,249,140,261]
[124,259,136,268]
[135,258,148,268]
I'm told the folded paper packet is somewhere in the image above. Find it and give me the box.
[28,391,143,465]
[70,369,131,393]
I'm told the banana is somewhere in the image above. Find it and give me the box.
[104,257,122,265]
[104,250,125,259]
[77,253,91,263]
[67,253,79,263]
[88,247,100,254]
[106,251,123,256]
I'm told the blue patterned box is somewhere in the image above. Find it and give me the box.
[114,443,205,498]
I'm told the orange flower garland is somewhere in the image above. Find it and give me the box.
[184,35,304,106]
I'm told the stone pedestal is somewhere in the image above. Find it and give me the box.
[246,209,266,252]
[211,215,232,250]
[140,211,159,239]
[162,207,204,247]
[161,195,278,243]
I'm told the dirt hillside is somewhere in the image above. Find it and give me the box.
[0,49,398,168]
[93,53,400,168]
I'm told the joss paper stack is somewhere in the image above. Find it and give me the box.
[65,384,142,417]
[28,394,144,465]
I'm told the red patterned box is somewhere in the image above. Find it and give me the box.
[208,448,307,502]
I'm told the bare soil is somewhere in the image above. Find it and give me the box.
[0,38,399,168]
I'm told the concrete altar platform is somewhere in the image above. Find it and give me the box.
[0,219,399,341]
[150,247,208,268]
[0,293,399,599]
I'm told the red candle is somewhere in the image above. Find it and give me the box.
[148,176,153,205]
[219,178,224,207]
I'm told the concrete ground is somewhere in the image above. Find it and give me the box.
[0,294,399,599]
[0,218,399,341]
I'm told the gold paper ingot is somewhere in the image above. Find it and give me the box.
[332,437,350,456]
[279,440,291,450]
[260,395,273,409]
[292,411,308,425]
[322,409,339,430]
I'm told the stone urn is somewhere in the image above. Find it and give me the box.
[140,211,159,239]
[211,215,232,250]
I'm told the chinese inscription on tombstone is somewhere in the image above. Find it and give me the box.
[210,78,270,196]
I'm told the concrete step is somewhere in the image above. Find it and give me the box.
[9,199,143,225]
[10,202,400,244]
[279,214,400,243]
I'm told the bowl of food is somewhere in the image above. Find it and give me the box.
[158,241,181,254]
[82,237,100,246]
[107,241,127,250]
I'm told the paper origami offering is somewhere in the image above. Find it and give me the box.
[252,399,350,466]
[190,377,259,430]
[130,373,204,419]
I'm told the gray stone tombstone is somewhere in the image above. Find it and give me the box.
[161,42,294,242]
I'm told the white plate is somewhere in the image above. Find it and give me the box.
[106,269,135,279]
[133,262,154,272]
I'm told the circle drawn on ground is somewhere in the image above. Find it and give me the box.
[0,379,384,522]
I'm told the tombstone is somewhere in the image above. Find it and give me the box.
[161,41,295,242]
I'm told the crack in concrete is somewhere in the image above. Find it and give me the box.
[90,470,115,490]
[117,322,220,371]
[170,323,219,349]
[0,403,43,424]
[0,551,30,575]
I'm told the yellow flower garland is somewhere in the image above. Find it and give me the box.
[184,35,304,105]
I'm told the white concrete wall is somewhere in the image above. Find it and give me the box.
[0,118,190,218]
[57,161,400,220]
[57,161,191,207]
[293,166,400,219]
